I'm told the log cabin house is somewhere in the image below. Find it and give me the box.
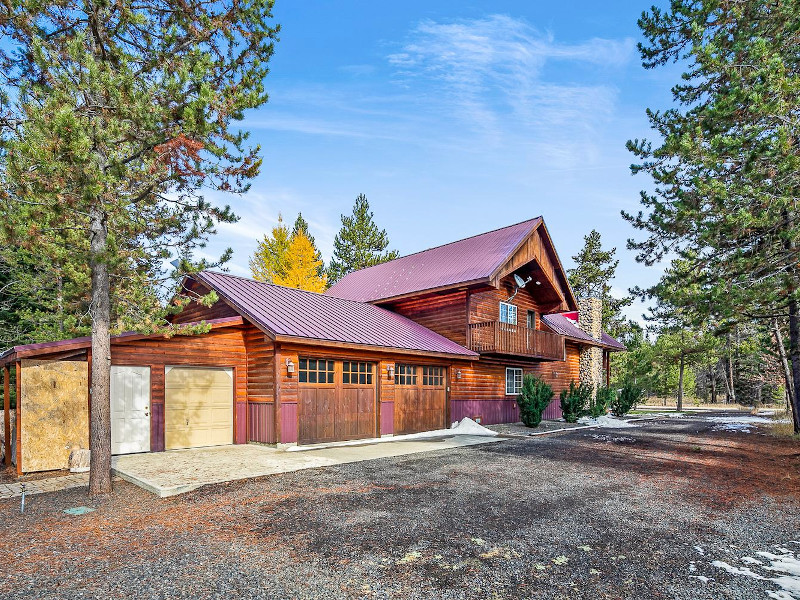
[1,217,623,474]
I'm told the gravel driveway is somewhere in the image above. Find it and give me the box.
[1,415,798,599]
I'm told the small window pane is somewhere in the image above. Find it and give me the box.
[299,371,307,383]
[309,371,317,384]
[299,358,307,370]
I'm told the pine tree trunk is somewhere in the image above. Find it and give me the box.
[710,370,717,404]
[677,351,684,412]
[727,333,736,405]
[787,298,800,434]
[772,317,794,404]
[88,206,112,496]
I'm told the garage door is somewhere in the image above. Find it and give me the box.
[165,367,233,450]
[298,358,376,445]
[394,365,447,435]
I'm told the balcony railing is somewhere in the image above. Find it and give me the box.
[467,321,565,361]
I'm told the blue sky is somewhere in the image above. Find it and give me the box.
[202,1,678,324]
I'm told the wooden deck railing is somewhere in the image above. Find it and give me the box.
[467,321,565,361]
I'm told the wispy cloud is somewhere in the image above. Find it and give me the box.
[387,14,635,153]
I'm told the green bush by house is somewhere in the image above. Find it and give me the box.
[610,382,642,417]
[560,381,593,423]
[516,375,553,428]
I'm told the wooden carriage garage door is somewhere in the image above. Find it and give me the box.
[298,359,376,445]
[394,365,447,435]
[165,367,233,450]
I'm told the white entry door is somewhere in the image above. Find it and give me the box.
[111,366,151,455]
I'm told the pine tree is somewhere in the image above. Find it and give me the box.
[292,213,324,277]
[327,194,399,284]
[567,230,632,336]
[625,0,800,432]
[274,231,327,292]
[0,0,279,494]
[250,215,292,283]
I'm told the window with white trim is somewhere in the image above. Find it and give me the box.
[505,367,523,395]
[499,302,517,325]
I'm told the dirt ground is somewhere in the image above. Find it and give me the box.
[1,414,798,599]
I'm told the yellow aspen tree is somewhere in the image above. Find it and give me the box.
[249,215,291,283]
[274,231,327,292]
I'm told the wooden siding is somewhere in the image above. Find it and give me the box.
[449,341,581,424]
[244,325,274,402]
[384,290,468,346]
[468,277,562,327]
[111,327,249,448]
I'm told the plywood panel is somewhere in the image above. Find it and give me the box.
[20,359,88,473]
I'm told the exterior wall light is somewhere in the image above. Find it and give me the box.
[387,364,395,379]
[456,369,462,380]
[286,358,295,376]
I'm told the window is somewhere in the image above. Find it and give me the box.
[343,361,373,385]
[505,367,523,395]
[499,302,517,325]
[422,366,445,386]
[527,310,537,329]
[395,364,417,386]
[298,358,335,384]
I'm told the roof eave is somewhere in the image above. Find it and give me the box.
[273,334,478,361]
[367,278,491,305]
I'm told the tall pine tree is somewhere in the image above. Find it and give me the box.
[0,0,279,494]
[327,194,398,284]
[567,230,632,336]
[625,0,800,432]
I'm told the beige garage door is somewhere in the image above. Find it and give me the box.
[165,367,233,450]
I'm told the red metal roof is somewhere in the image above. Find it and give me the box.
[325,218,543,303]
[196,271,478,358]
[0,316,245,365]
[541,313,625,351]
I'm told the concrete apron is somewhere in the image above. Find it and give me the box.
[111,435,501,498]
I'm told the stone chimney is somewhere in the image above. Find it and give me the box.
[578,297,604,395]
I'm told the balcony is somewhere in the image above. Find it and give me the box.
[467,321,565,361]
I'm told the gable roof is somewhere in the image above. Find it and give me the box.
[195,271,478,358]
[541,313,626,351]
[325,218,545,303]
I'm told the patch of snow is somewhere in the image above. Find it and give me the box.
[689,562,697,572]
[447,417,499,437]
[711,546,800,599]
[286,417,497,452]
[690,575,711,583]
[712,560,766,580]
[644,412,688,418]
[757,552,800,578]
[714,422,756,432]
[589,433,636,443]
[767,591,795,600]
[706,416,776,425]
[578,415,638,428]
[695,546,706,556]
